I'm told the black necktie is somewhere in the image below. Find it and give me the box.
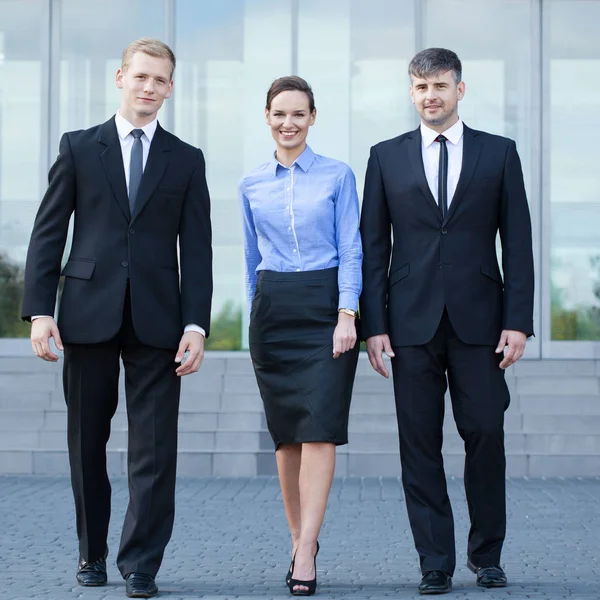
[436,134,448,219]
[129,129,144,214]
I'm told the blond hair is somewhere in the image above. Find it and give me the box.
[121,38,176,79]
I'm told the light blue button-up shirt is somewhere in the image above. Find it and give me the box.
[239,145,363,315]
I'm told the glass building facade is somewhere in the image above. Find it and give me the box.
[0,0,599,357]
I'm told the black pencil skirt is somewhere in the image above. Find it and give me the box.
[249,268,359,449]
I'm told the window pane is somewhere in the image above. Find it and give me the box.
[57,0,166,136]
[0,0,44,337]
[547,0,600,340]
[423,0,538,349]
[174,0,293,349]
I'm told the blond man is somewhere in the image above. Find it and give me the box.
[22,38,213,598]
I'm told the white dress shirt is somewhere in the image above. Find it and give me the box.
[114,110,156,194]
[34,111,205,338]
[420,118,464,207]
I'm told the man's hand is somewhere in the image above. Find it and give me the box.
[175,331,205,376]
[31,317,63,362]
[333,313,357,359]
[366,334,395,378]
[496,329,527,369]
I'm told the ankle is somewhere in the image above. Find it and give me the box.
[296,540,318,554]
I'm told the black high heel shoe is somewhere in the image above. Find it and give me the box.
[286,541,319,587]
[288,542,320,596]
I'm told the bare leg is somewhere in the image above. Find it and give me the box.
[276,444,303,558]
[291,442,336,592]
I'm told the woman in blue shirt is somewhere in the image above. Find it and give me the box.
[239,76,362,596]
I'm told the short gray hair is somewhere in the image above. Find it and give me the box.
[408,48,462,84]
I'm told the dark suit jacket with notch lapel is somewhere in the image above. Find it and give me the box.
[360,124,534,347]
[22,116,213,350]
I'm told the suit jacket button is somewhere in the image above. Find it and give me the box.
[121,261,129,267]
[438,263,443,269]
[441,228,448,234]
[129,229,135,235]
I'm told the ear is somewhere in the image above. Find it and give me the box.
[457,81,466,100]
[116,68,124,89]
[164,80,174,100]
[265,107,270,125]
[309,109,317,126]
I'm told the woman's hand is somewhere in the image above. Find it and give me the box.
[333,312,357,358]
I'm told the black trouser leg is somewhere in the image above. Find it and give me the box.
[391,320,456,575]
[445,320,509,567]
[116,300,181,578]
[63,338,120,562]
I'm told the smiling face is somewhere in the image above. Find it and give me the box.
[410,69,465,132]
[265,90,316,157]
[116,51,173,126]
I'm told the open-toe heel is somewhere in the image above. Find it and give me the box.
[286,541,318,587]
[285,555,295,587]
[288,542,319,596]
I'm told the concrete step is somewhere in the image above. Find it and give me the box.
[522,414,600,433]
[0,410,45,429]
[512,359,599,377]
[2,446,599,478]
[518,395,600,414]
[516,376,599,395]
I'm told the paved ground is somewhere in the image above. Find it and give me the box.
[0,476,598,599]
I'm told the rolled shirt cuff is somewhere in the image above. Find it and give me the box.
[338,291,359,313]
[31,315,54,320]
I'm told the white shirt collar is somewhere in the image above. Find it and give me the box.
[115,111,158,143]
[421,118,464,148]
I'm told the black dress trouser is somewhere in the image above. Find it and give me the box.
[63,288,181,578]
[391,310,509,576]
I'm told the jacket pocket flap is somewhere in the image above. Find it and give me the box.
[389,263,410,287]
[481,263,502,284]
[61,259,96,280]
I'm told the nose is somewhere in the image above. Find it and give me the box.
[143,79,155,94]
[283,114,294,128]
[425,87,439,102]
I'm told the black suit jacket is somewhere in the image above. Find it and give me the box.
[22,117,213,350]
[360,124,534,347]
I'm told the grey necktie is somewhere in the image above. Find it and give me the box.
[128,129,144,214]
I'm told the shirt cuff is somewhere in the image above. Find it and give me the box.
[31,315,54,320]
[338,292,359,313]
[184,324,206,338]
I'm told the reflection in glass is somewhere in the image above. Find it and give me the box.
[547,1,600,340]
[0,0,44,337]
[57,0,165,138]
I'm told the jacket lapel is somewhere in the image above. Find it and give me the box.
[98,117,130,221]
[406,128,443,223]
[444,124,482,225]
[131,123,171,222]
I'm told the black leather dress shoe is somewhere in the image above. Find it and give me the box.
[76,556,107,587]
[125,573,158,598]
[418,570,452,595]
[467,560,507,588]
